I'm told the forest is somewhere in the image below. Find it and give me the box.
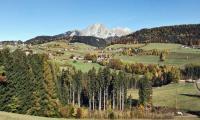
[0,48,200,119]
[112,24,200,46]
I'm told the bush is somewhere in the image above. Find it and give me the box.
[108,111,115,119]
[60,106,68,118]
[135,105,145,118]
[84,54,97,62]
[108,59,123,70]
[59,104,75,118]
[70,54,75,59]
[76,108,82,118]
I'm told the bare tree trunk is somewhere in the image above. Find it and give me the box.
[68,89,70,104]
[103,89,106,111]
[89,98,91,111]
[117,90,119,110]
[135,79,137,89]
[69,87,71,103]
[106,87,108,110]
[99,88,102,111]
[92,92,95,110]
[69,87,72,103]
[78,90,80,107]
[122,87,124,111]
[72,90,75,106]
[112,90,115,110]
[119,87,122,111]
[129,95,132,110]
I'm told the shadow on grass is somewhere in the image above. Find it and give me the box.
[187,111,200,117]
[180,93,200,98]
[131,99,138,107]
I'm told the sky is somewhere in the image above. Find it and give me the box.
[0,0,200,41]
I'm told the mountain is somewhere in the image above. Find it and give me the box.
[25,24,131,47]
[53,24,132,39]
[111,24,200,46]
[5,24,200,48]
[77,23,132,38]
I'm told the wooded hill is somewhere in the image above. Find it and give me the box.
[25,35,107,48]
[1,24,200,48]
[111,24,200,46]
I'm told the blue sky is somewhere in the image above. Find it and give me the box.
[0,0,200,41]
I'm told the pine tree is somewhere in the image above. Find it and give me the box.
[138,73,153,107]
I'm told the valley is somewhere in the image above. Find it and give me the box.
[1,24,200,119]
[1,40,200,118]
[1,0,200,119]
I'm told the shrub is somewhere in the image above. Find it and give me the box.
[59,104,75,118]
[135,105,145,118]
[76,108,82,118]
[108,111,115,119]
[70,54,75,59]
[84,54,97,62]
[59,106,68,118]
[108,59,123,70]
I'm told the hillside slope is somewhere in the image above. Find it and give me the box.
[112,24,200,46]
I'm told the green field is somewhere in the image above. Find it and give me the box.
[142,43,200,53]
[128,83,200,111]
[110,43,200,66]
[106,43,145,49]
[66,60,102,72]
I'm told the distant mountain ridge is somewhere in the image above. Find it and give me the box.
[1,24,200,47]
[77,23,132,38]
[112,24,200,46]
[23,23,131,47]
[56,23,132,39]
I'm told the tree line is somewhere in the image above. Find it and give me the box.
[111,24,200,46]
[99,59,180,87]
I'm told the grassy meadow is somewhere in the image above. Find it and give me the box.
[128,83,200,112]
[110,43,200,66]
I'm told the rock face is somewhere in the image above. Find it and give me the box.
[63,23,132,38]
